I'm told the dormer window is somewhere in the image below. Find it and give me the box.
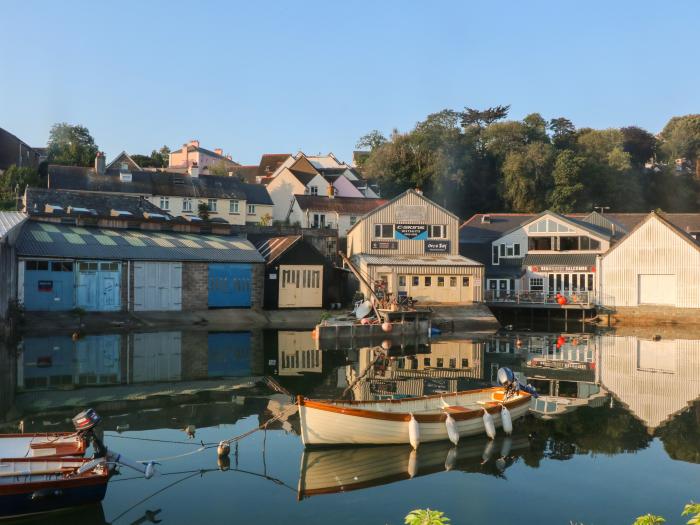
[309,186,318,195]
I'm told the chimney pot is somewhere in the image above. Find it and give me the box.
[189,139,200,148]
[214,148,223,156]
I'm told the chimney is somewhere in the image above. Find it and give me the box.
[188,161,199,178]
[189,139,200,148]
[415,188,423,195]
[214,148,223,156]
[226,155,232,161]
[327,184,335,198]
[95,152,106,176]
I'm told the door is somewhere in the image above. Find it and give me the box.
[208,264,252,308]
[132,332,182,383]
[207,332,252,377]
[278,265,323,308]
[76,261,121,311]
[134,262,182,311]
[638,274,676,305]
[23,260,75,311]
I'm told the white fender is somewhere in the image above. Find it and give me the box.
[501,405,513,435]
[408,449,418,478]
[408,414,420,449]
[500,436,512,458]
[482,439,496,463]
[445,446,457,471]
[496,456,506,472]
[445,414,459,446]
[482,409,496,439]
[144,461,157,480]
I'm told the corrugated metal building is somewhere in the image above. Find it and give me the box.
[0,212,27,320]
[15,221,264,312]
[600,212,700,308]
[347,190,483,304]
[599,334,700,431]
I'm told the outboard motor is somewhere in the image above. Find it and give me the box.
[72,408,107,459]
[496,367,538,399]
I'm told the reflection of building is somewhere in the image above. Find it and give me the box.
[348,339,486,401]
[599,335,700,432]
[277,331,321,376]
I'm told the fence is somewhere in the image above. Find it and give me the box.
[484,290,595,306]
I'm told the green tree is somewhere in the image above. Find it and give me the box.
[659,114,700,177]
[47,123,99,166]
[548,150,586,212]
[209,160,230,176]
[549,117,576,150]
[0,165,42,210]
[621,126,656,167]
[356,130,387,151]
[197,201,210,220]
[501,142,554,211]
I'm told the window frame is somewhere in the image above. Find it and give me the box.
[374,224,394,239]
[207,198,218,212]
[159,196,170,210]
[229,199,239,214]
[247,203,256,215]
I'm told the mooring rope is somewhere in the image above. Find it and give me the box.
[339,346,384,399]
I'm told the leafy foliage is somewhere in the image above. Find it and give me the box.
[632,514,665,525]
[47,123,99,166]
[197,201,209,220]
[0,165,42,210]
[132,146,170,168]
[404,509,450,525]
[359,108,700,216]
[682,502,700,525]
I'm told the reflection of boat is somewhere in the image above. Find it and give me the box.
[297,435,528,499]
[298,387,531,446]
[0,433,85,459]
[0,457,110,519]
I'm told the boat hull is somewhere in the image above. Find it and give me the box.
[0,433,85,459]
[298,388,531,446]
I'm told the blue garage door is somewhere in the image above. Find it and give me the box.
[207,332,252,377]
[76,261,121,311]
[23,260,75,311]
[208,264,252,308]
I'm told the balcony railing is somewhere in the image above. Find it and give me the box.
[484,290,595,306]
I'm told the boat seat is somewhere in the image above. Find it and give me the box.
[443,406,472,414]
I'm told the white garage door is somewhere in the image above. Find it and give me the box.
[132,332,182,382]
[638,274,676,305]
[133,262,182,311]
[279,265,323,308]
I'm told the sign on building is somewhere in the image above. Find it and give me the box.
[371,240,398,250]
[425,240,450,253]
[395,224,428,240]
[394,205,427,223]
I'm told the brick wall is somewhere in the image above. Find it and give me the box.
[251,263,263,309]
[182,262,209,310]
[181,331,209,379]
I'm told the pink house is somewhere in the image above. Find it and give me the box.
[169,140,239,172]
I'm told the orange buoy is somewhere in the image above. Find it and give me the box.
[381,322,393,333]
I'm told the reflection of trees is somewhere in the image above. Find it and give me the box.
[657,402,700,464]
[518,399,652,468]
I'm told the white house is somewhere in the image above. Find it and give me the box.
[289,195,386,236]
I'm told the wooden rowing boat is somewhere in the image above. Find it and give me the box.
[297,435,528,499]
[0,457,110,519]
[297,387,531,446]
[0,433,86,459]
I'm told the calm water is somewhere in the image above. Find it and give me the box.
[1,328,699,524]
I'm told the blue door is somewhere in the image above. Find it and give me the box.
[76,261,121,311]
[207,332,252,377]
[208,264,252,308]
[23,260,75,311]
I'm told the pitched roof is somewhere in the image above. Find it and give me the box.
[106,151,142,171]
[294,195,387,214]
[177,144,239,165]
[251,235,301,264]
[289,169,318,186]
[258,154,291,177]
[24,187,172,220]
[241,183,273,205]
[460,214,535,244]
[48,165,248,200]
[0,211,27,239]
[522,253,598,267]
[228,165,258,184]
[16,221,264,263]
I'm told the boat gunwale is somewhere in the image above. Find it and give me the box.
[0,466,109,497]
[298,388,531,423]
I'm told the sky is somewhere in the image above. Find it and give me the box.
[2,0,699,165]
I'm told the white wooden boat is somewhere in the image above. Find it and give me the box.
[0,433,86,459]
[297,435,528,499]
[297,387,532,446]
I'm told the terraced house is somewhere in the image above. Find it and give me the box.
[47,153,273,225]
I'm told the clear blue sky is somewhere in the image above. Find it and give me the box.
[1,1,699,165]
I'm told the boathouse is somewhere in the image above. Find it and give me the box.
[599,212,700,309]
[0,212,27,320]
[346,190,483,304]
[251,234,328,309]
[15,221,264,312]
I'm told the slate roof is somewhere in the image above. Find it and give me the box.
[228,165,259,184]
[48,165,249,200]
[487,258,525,278]
[522,253,598,267]
[16,221,264,263]
[258,154,291,177]
[241,183,273,205]
[289,169,317,186]
[251,235,301,264]
[294,195,387,214]
[24,188,172,219]
[176,144,239,165]
[0,211,27,239]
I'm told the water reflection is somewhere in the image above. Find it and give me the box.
[0,328,699,523]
